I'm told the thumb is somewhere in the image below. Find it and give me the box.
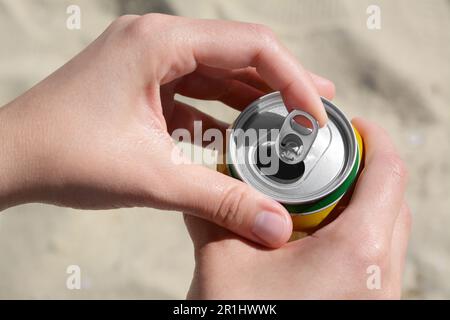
[166,163,292,248]
[183,214,231,249]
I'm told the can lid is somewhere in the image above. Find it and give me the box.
[228,92,358,204]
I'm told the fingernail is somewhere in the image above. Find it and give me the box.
[252,211,288,246]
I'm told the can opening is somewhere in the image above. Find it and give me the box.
[256,142,305,184]
[279,134,304,162]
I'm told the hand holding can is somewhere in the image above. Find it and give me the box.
[219,92,364,238]
[186,118,410,299]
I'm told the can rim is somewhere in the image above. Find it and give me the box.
[227,92,358,204]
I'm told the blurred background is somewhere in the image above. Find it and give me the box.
[0,0,449,299]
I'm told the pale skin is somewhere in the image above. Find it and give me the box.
[186,118,411,299]
[0,14,410,298]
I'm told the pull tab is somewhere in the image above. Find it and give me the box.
[275,110,319,164]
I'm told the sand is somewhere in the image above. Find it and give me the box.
[0,0,449,299]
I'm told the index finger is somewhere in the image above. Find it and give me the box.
[184,19,328,126]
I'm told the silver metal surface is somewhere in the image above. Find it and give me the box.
[276,110,319,164]
[228,91,357,204]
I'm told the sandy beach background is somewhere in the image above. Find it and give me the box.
[0,0,449,299]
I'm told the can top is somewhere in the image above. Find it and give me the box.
[228,92,358,204]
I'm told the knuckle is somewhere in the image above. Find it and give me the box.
[380,152,408,182]
[141,12,173,25]
[124,17,151,39]
[123,13,171,39]
[249,23,278,45]
[109,14,139,30]
[116,14,140,24]
[252,23,275,36]
[213,184,249,227]
[351,232,389,268]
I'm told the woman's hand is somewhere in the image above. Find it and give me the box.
[185,118,411,299]
[0,14,335,248]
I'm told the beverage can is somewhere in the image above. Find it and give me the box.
[218,92,364,237]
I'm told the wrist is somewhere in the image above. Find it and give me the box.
[0,101,47,210]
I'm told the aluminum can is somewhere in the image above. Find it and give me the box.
[218,92,364,236]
